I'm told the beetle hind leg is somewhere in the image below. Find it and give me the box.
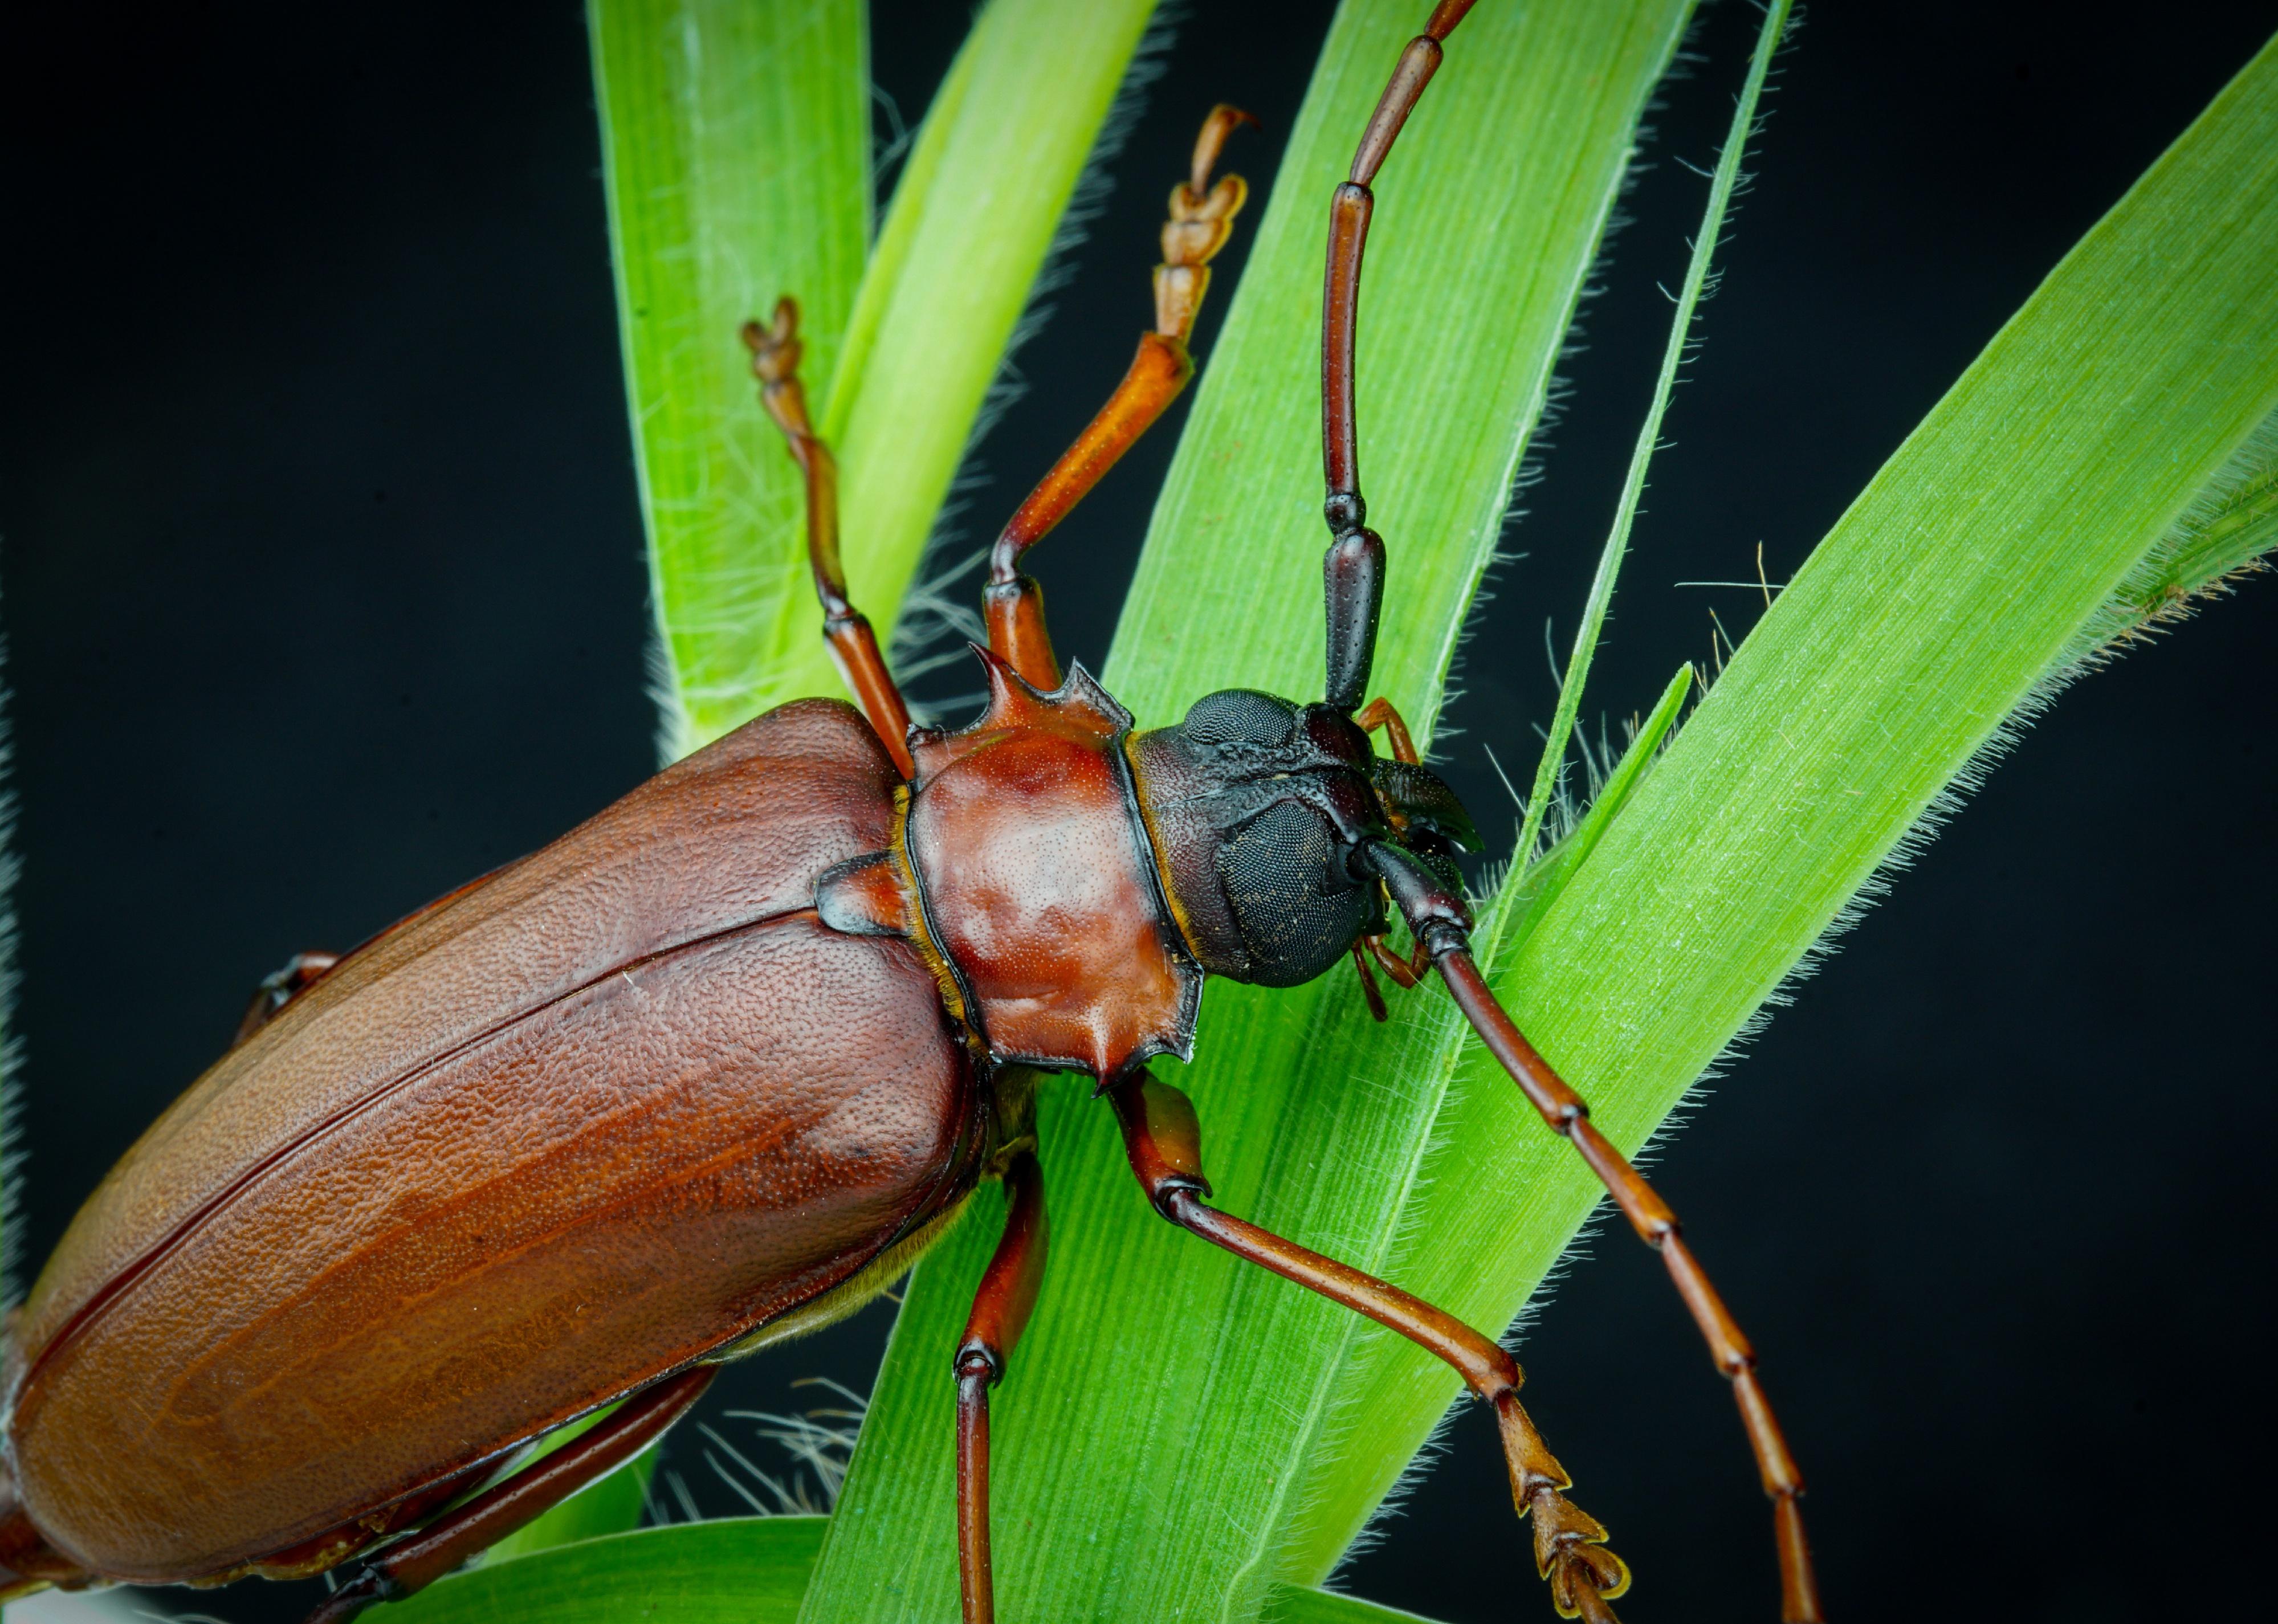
[300,1366,716,1624]
[1108,1071,1628,1622]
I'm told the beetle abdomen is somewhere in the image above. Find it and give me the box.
[5,700,978,1582]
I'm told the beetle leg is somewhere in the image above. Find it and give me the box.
[1353,696,1432,1006]
[1368,841,1825,1623]
[1350,939,1390,1022]
[955,1150,1049,1624]
[1363,932,1424,990]
[1107,1071,1626,1622]
[984,106,1255,691]
[744,300,916,777]
[300,1365,716,1624]
[232,950,341,1045]
[1354,696,1420,765]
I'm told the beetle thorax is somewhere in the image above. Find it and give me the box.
[899,654,1201,1080]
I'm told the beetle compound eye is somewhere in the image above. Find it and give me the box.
[1181,688,1298,748]
[1215,799,1372,988]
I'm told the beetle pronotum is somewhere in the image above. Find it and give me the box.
[0,9,1825,1621]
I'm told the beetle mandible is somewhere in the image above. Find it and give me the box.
[0,7,1823,1622]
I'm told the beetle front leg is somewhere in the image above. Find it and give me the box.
[955,1149,1049,1624]
[301,1365,716,1624]
[744,300,915,776]
[1107,1072,1628,1622]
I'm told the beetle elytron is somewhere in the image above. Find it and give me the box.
[0,6,1821,1621]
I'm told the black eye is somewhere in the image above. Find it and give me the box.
[1215,799,1372,988]
[1181,688,1297,748]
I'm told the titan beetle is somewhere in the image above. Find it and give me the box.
[0,7,1821,1622]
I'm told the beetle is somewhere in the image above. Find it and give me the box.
[0,8,1826,1622]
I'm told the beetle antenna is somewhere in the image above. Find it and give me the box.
[1319,2,1478,711]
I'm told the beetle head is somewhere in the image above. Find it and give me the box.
[1128,688,1480,987]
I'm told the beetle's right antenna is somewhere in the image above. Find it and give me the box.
[1320,0,1477,713]
[1367,840,1827,1624]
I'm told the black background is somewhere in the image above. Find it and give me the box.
[3,3,2274,1622]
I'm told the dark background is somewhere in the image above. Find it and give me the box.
[3,3,2274,1622]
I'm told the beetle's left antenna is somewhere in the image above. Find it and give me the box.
[1318,0,1477,713]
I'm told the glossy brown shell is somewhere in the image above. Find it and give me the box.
[903,655,1199,1080]
[3,700,979,1583]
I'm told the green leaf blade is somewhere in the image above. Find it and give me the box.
[1514,0,1792,867]
[588,0,872,758]
[1349,36,2278,1607]
[385,1517,826,1624]
[1261,1584,1452,1624]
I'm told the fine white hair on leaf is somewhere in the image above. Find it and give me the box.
[643,615,696,769]
[1626,404,2278,1213]
[643,1380,870,1527]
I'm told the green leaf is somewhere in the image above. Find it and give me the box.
[1260,1584,1450,1624]
[2058,403,2277,671]
[1305,23,2278,1602]
[1515,0,1791,866]
[384,1517,825,1624]
[798,6,1697,1622]
[390,1528,1459,1624]
[596,0,1168,757]
[1495,661,1694,964]
[588,0,873,759]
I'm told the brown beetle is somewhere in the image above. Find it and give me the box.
[0,7,1821,1622]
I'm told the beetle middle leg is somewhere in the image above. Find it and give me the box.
[1108,1072,1629,1622]
[301,1365,716,1624]
[981,105,1254,691]
[1347,697,1429,1020]
[745,301,916,776]
[953,1149,1048,1624]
